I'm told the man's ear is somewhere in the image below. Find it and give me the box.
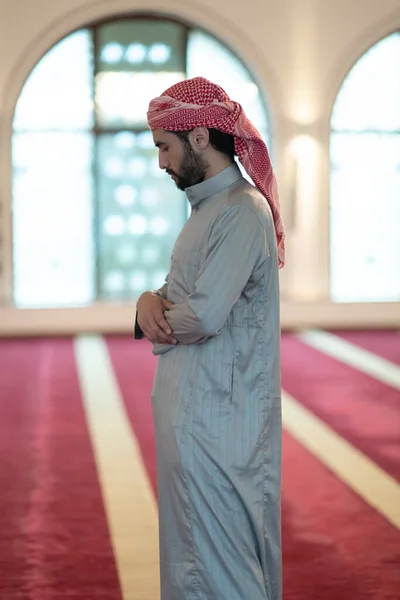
[189,127,210,150]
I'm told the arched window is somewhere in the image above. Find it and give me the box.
[330,32,400,303]
[12,18,270,308]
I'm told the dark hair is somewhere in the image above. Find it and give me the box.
[174,129,236,161]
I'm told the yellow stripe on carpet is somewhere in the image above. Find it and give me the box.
[74,335,159,600]
[282,390,400,530]
[297,330,400,390]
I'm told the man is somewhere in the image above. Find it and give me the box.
[135,77,285,600]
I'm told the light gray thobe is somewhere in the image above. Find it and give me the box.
[150,164,282,600]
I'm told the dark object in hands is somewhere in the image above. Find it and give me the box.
[134,312,144,340]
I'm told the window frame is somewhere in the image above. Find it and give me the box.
[9,14,272,308]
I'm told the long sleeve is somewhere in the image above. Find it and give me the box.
[164,204,269,346]
[155,280,168,299]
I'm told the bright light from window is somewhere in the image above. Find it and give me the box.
[101,42,124,64]
[125,43,147,64]
[128,215,147,235]
[96,71,184,127]
[187,30,269,141]
[141,245,160,264]
[141,188,160,208]
[152,271,167,289]
[104,270,125,291]
[330,33,400,303]
[137,131,155,148]
[149,216,169,235]
[13,132,94,307]
[332,34,400,132]
[104,158,124,177]
[12,21,269,307]
[104,215,125,235]
[114,132,136,149]
[114,185,137,206]
[116,244,137,264]
[128,158,146,177]
[150,159,164,177]
[129,271,147,291]
[148,43,171,64]
[13,30,93,131]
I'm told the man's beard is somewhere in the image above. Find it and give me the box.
[167,145,208,191]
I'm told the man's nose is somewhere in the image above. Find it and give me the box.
[159,153,168,170]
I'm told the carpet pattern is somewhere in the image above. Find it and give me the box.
[0,339,122,599]
[1,330,399,599]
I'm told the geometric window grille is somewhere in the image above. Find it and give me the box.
[12,18,270,307]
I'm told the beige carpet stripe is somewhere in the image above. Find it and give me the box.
[297,329,400,391]
[74,335,159,600]
[282,390,400,530]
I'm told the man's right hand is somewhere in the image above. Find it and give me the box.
[136,292,177,345]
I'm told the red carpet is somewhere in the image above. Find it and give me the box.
[281,334,400,482]
[281,431,400,599]
[333,329,400,365]
[1,331,399,599]
[108,332,400,599]
[0,338,122,599]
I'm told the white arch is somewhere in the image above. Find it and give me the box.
[1,0,282,130]
[307,13,400,305]
[328,28,400,302]
[0,0,282,304]
[325,11,400,121]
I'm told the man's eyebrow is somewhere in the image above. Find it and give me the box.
[155,141,167,148]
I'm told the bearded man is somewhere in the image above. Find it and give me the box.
[135,77,285,600]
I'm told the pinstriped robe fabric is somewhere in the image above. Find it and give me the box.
[151,164,282,600]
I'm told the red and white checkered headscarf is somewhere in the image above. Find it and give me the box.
[147,77,285,268]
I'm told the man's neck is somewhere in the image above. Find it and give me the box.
[204,158,234,181]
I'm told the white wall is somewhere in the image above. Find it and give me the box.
[0,0,399,334]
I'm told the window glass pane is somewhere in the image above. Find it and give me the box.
[11,19,274,308]
[96,20,186,128]
[13,30,94,131]
[331,33,400,132]
[95,72,185,128]
[96,132,186,300]
[12,132,95,307]
[187,30,269,142]
[330,133,400,302]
